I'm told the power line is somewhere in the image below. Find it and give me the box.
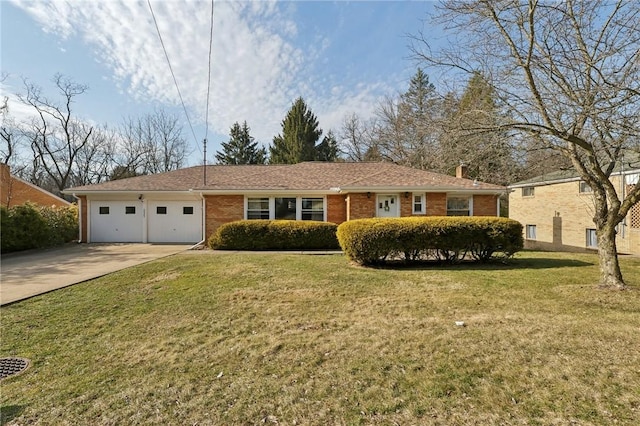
[203,0,215,177]
[205,0,215,143]
[146,0,201,154]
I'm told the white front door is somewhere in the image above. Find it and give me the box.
[376,194,399,217]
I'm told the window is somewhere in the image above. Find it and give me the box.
[247,198,270,219]
[447,197,471,216]
[301,198,324,221]
[526,225,537,240]
[586,228,597,248]
[413,193,425,214]
[99,206,109,215]
[522,187,535,197]
[156,206,167,215]
[246,196,326,221]
[275,197,296,220]
[579,181,592,193]
[183,206,194,215]
[125,206,136,215]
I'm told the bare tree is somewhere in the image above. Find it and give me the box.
[339,113,377,162]
[412,0,640,289]
[119,109,188,175]
[18,74,94,195]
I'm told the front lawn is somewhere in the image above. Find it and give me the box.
[1,251,639,425]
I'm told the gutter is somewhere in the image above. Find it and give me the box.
[332,186,505,195]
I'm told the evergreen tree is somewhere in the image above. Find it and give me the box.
[443,72,519,185]
[316,130,339,161]
[215,121,266,165]
[374,68,441,170]
[270,97,323,164]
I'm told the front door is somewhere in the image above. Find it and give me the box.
[377,194,399,217]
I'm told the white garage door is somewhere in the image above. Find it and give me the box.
[90,201,143,243]
[148,201,202,243]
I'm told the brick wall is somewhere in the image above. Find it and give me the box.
[204,195,244,239]
[507,179,640,253]
[347,193,376,220]
[79,195,88,243]
[473,194,498,216]
[327,194,347,224]
[426,193,447,216]
[400,194,413,217]
[1,163,69,208]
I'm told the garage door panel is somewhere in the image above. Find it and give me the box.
[148,201,202,243]
[90,201,143,243]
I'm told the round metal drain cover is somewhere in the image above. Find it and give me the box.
[0,357,30,379]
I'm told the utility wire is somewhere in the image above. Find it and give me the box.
[147,0,201,154]
[205,0,215,143]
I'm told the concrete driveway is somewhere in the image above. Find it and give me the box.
[1,243,190,305]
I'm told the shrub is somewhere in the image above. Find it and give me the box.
[208,220,339,250]
[337,216,523,265]
[1,203,79,253]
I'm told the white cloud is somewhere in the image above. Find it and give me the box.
[9,0,395,145]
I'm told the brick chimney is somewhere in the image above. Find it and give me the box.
[455,163,469,179]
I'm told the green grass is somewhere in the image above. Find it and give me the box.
[1,251,639,425]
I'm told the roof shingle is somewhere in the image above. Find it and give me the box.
[65,162,505,193]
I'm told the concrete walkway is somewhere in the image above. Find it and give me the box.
[1,243,190,305]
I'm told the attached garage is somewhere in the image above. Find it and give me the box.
[90,201,143,243]
[86,195,204,244]
[147,200,202,243]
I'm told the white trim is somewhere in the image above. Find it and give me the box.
[412,192,426,215]
[446,195,473,216]
[141,198,148,243]
[334,186,504,194]
[244,195,327,221]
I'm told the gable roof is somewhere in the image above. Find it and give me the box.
[1,163,70,207]
[64,162,505,194]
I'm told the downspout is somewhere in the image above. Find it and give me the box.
[189,191,206,250]
[71,193,82,243]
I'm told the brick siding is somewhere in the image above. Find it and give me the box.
[426,193,447,216]
[327,194,347,224]
[204,195,244,239]
[509,176,640,255]
[473,194,498,216]
[347,193,376,220]
[1,164,69,208]
[79,195,88,243]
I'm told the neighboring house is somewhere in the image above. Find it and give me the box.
[0,163,70,208]
[63,162,505,244]
[509,165,640,255]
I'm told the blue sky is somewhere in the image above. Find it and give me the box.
[1,1,440,165]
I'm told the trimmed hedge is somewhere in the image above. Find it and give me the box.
[337,216,523,265]
[208,220,340,250]
[1,203,78,253]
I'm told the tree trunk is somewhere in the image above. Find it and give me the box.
[597,223,626,290]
